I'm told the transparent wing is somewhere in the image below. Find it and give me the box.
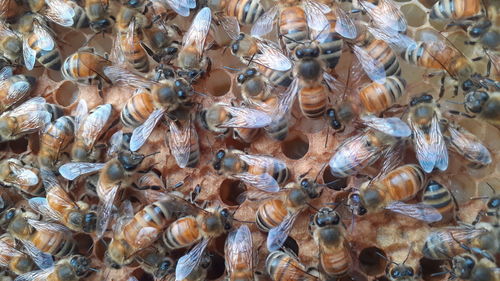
[367,26,416,52]
[428,226,489,244]
[253,41,292,71]
[225,225,253,276]
[103,66,153,89]
[234,172,280,192]
[0,20,17,37]
[167,121,191,168]
[14,267,54,281]
[8,97,45,116]
[176,238,209,281]
[413,113,448,173]
[109,33,126,65]
[58,162,105,180]
[385,201,442,223]
[323,72,347,94]
[218,105,272,128]
[22,240,53,269]
[331,2,357,39]
[352,45,386,83]
[96,184,119,239]
[28,197,62,221]
[130,108,165,152]
[360,115,411,137]
[44,0,75,26]
[0,66,13,80]
[304,0,330,42]
[361,0,406,34]
[219,16,240,40]
[7,80,30,103]
[32,22,55,51]
[108,130,123,157]
[27,218,71,232]
[182,7,211,56]
[166,0,195,17]
[267,211,300,251]
[73,99,88,132]
[446,125,492,166]
[8,162,39,186]
[274,78,299,118]
[250,6,278,37]
[22,36,36,70]
[79,104,112,148]
[0,238,24,267]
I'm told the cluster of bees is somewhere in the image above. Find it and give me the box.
[0,0,496,279]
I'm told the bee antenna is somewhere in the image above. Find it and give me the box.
[233,218,255,224]
[485,182,496,194]
[375,251,396,265]
[312,23,330,42]
[89,267,99,272]
[402,243,414,265]
[445,100,465,105]
[223,66,242,72]
[143,151,160,158]
[315,163,328,182]
[280,34,304,45]
[306,202,319,212]
[193,90,208,97]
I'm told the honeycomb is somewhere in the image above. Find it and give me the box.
[0,0,498,280]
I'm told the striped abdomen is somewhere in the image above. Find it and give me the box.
[248,160,290,186]
[266,251,317,281]
[226,0,265,25]
[256,199,287,232]
[320,243,351,277]
[71,4,90,29]
[318,11,343,69]
[430,0,481,20]
[422,180,454,222]
[234,127,260,143]
[119,32,149,73]
[279,6,308,52]
[62,53,96,82]
[38,116,75,170]
[379,164,425,202]
[163,216,200,250]
[364,39,400,77]
[187,127,200,168]
[121,91,155,128]
[30,230,75,257]
[27,34,61,70]
[257,64,293,87]
[359,75,406,114]
[299,85,327,119]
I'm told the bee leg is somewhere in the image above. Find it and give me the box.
[448,110,475,119]
[438,74,446,99]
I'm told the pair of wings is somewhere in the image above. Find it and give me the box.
[225,225,254,277]
[229,153,288,192]
[0,67,32,112]
[73,99,113,153]
[0,97,52,137]
[445,123,492,166]
[0,235,52,271]
[3,159,39,187]
[21,17,57,71]
[151,0,195,17]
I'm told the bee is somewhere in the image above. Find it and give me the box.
[0,66,36,114]
[225,225,255,281]
[0,159,43,196]
[0,208,76,257]
[85,0,113,33]
[70,100,114,162]
[351,164,443,222]
[0,233,37,275]
[28,170,97,233]
[0,21,22,64]
[358,75,406,115]
[460,90,500,127]
[38,116,75,171]
[357,0,408,35]
[113,14,150,73]
[66,1,89,29]
[25,0,77,27]
[451,253,499,281]
[206,0,266,25]
[422,180,456,223]
[167,119,200,168]
[104,65,194,152]
[17,13,62,71]
[148,0,195,17]
[212,149,290,192]
[325,101,357,133]
[15,255,91,281]
[407,94,448,173]
[429,0,481,21]
[176,7,212,80]
[266,250,318,281]
[61,48,112,85]
[164,206,232,281]
[384,254,418,281]
[309,207,351,279]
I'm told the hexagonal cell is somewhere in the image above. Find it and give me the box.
[53,81,80,107]
[281,133,309,160]
[219,179,246,206]
[401,4,428,27]
[418,0,438,9]
[359,247,388,276]
[204,69,232,96]
[420,257,447,281]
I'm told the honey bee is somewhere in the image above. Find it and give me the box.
[28,169,97,233]
[176,7,212,80]
[358,75,407,115]
[206,0,267,25]
[25,0,77,27]
[225,225,254,281]
[266,250,318,281]
[0,66,35,114]
[0,97,53,143]
[451,253,499,281]
[167,118,200,168]
[407,94,448,173]
[0,20,22,64]
[71,100,114,162]
[113,15,150,73]
[385,256,418,281]
[212,149,290,192]
[0,233,37,275]
[17,13,62,71]
[0,158,43,196]
[104,65,194,152]
[61,48,112,85]
[351,164,443,222]
[38,116,75,171]
[85,0,113,33]
[461,90,500,127]
[429,0,481,21]
[422,180,456,223]
[309,207,351,279]
[15,255,91,281]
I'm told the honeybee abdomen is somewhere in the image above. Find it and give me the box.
[28,35,62,70]
[279,7,308,52]
[187,128,200,168]
[266,251,316,281]
[121,91,155,128]
[163,217,200,250]
[226,0,264,25]
[43,103,64,122]
[318,12,344,69]
[72,5,90,28]
[31,231,75,257]
[422,230,466,260]
[62,53,96,82]
[299,86,328,119]
[265,116,288,141]
[430,0,481,20]
[257,65,293,87]
[359,76,406,114]
[234,127,260,143]
[39,116,75,170]
[256,199,287,232]
[120,34,149,73]
[366,39,400,77]
[381,164,425,202]
[422,180,454,222]
[20,181,44,196]
[321,245,350,277]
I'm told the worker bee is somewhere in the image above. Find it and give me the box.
[37,116,75,171]
[85,0,113,33]
[0,158,43,196]
[212,149,290,192]
[407,94,448,173]
[0,233,37,275]
[460,90,500,127]
[0,67,35,114]
[422,180,456,223]
[450,252,499,281]
[384,252,419,281]
[28,170,97,233]
[176,7,212,80]
[0,21,22,64]
[134,247,176,280]
[71,100,114,162]
[113,14,150,73]
[104,65,194,152]
[206,0,267,26]
[430,0,481,21]
[225,225,255,281]
[15,255,91,281]
[350,164,443,222]
[309,207,351,278]
[61,48,112,86]
[17,13,62,71]
[266,250,319,281]
[358,75,406,115]
[167,118,200,168]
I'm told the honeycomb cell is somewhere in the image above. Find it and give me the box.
[53,81,80,107]
[205,69,232,96]
[219,179,246,206]
[359,247,388,276]
[281,133,309,159]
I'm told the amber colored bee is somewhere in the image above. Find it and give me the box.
[70,100,113,162]
[38,116,75,171]
[0,233,36,275]
[225,225,255,281]
[61,48,112,85]
[16,255,92,281]
[29,170,97,233]
[0,21,22,65]
[0,67,35,114]
[120,89,155,128]
[116,18,150,72]
[0,159,43,196]
[451,253,499,281]
[422,180,456,223]
[430,0,481,21]
[266,250,318,281]
[17,14,62,71]
[309,207,351,279]
[85,0,113,33]
[461,90,500,127]
[212,149,290,192]
[358,75,406,114]
[207,0,266,25]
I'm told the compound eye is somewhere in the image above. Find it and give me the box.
[189,70,198,79]
[177,90,187,100]
[391,269,401,278]
[220,208,229,217]
[488,198,499,208]
[246,68,257,76]
[312,47,320,57]
[300,179,309,188]
[238,33,245,40]
[237,74,246,83]
[316,217,326,227]
[462,80,474,91]
[224,223,231,230]
[216,150,225,159]
[470,27,483,37]
[407,268,414,276]
[6,210,15,220]
[231,43,239,54]
[296,49,304,58]
[358,206,367,216]
[331,213,340,224]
